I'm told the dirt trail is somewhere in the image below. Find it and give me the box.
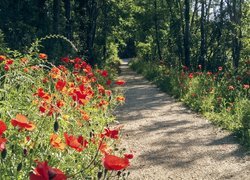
[115,60,250,180]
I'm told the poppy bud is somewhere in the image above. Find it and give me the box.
[97,171,102,179]
[23,149,28,156]
[117,171,122,177]
[17,162,22,171]
[89,131,93,138]
[54,121,59,132]
[48,155,51,160]
[1,149,7,159]
[30,149,34,154]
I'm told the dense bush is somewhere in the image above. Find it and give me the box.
[130,59,250,147]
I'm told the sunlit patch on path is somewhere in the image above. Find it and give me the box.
[116,60,250,180]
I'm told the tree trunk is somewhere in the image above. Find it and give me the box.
[184,0,191,67]
[199,0,206,68]
[63,0,72,39]
[53,0,60,34]
[229,0,242,69]
[154,0,162,61]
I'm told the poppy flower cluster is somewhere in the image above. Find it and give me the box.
[0,53,131,179]
[0,120,7,152]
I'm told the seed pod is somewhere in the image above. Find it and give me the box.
[1,149,7,159]
[48,155,51,160]
[117,171,121,177]
[17,162,22,172]
[54,121,59,132]
[97,171,102,179]
[23,149,28,157]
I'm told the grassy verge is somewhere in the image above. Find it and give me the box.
[130,59,250,147]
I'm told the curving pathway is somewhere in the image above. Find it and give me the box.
[116,60,250,180]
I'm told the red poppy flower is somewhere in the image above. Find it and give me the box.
[103,154,130,171]
[4,64,10,71]
[39,53,48,60]
[56,100,64,108]
[55,79,67,91]
[115,80,126,86]
[97,84,105,95]
[74,57,82,64]
[11,114,36,131]
[6,59,14,65]
[243,84,249,89]
[0,137,7,151]
[99,141,112,154]
[207,71,212,75]
[61,57,70,63]
[0,55,6,62]
[228,85,235,90]
[64,133,88,152]
[30,161,67,180]
[101,70,108,77]
[116,96,125,102]
[124,153,134,159]
[102,128,119,139]
[35,88,51,100]
[188,73,193,79]
[106,80,111,86]
[50,134,65,150]
[0,120,7,136]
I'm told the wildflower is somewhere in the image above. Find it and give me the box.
[102,128,119,139]
[49,67,61,79]
[228,86,235,90]
[218,66,223,71]
[188,73,193,79]
[0,55,6,62]
[24,68,29,73]
[0,120,7,136]
[116,96,125,102]
[55,79,67,91]
[198,65,202,70]
[101,70,108,77]
[74,57,82,64]
[97,84,105,95]
[50,134,65,150]
[21,57,28,64]
[106,79,111,86]
[64,133,88,152]
[6,59,14,65]
[115,80,126,86]
[243,84,249,89]
[207,71,212,76]
[56,100,64,108]
[0,137,7,151]
[30,161,67,180]
[61,57,70,64]
[103,154,130,171]
[4,64,10,71]
[34,88,51,101]
[124,153,134,159]
[39,53,47,60]
[11,114,35,131]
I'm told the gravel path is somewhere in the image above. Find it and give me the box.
[115,61,250,180]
